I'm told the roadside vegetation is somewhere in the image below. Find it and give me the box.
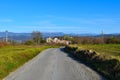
[64,44,120,80]
[0,42,60,80]
[76,44,120,60]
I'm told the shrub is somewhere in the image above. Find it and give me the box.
[24,40,34,45]
[0,42,8,48]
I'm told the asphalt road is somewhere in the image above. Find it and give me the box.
[4,48,106,80]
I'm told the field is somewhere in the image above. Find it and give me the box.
[76,44,120,60]
[0,45,58,80]
[65,44,120,80]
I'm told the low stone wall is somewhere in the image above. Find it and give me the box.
[64,46,120,80]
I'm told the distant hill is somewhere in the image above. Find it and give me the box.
[0,32,120,42]
[0,32,65,42]
[0,32,31,42]
[95,33,120,38]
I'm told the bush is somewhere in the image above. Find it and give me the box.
[0,42,9,48]
[24,40,34,45]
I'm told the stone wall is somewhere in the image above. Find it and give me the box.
[64,46,120,80]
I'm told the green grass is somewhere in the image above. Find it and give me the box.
[75,44,120,60]
[0,45,59,80]
[66,44,120,80]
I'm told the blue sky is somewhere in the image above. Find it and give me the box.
[0,0,120,34]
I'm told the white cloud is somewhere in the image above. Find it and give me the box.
[0,19,13,22]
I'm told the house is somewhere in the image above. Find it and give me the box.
[46,37,53,43]
[53,38,60,43]
[46,37,71,45]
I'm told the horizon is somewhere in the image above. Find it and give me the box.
[0,31,120,35]
[0,0,120,34]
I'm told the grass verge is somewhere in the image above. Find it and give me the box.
[64,44,120,80]
[77,44,120,60]
[0,45,59,80]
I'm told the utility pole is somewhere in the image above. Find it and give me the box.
[101,31,104,38]
[101,30,104,43]
[5,30,8,42]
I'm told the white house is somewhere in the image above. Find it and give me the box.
[46,37,71,45]
[46,37,53,43]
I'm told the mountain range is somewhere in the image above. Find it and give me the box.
[0,32,119,42]
[0,32,65,42]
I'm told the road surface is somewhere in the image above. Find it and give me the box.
[4,48,106,80]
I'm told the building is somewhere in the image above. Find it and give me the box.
[46,37,71,45]
[46,37,53,43]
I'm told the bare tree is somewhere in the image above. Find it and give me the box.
[31,31,42,45]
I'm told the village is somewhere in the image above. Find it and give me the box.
[46,37,71,45]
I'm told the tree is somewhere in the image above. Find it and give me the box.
[24,40,34,45]
[31,31,42,45]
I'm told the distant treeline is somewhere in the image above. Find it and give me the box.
[57,35,120,44]
[1,31,120,45]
